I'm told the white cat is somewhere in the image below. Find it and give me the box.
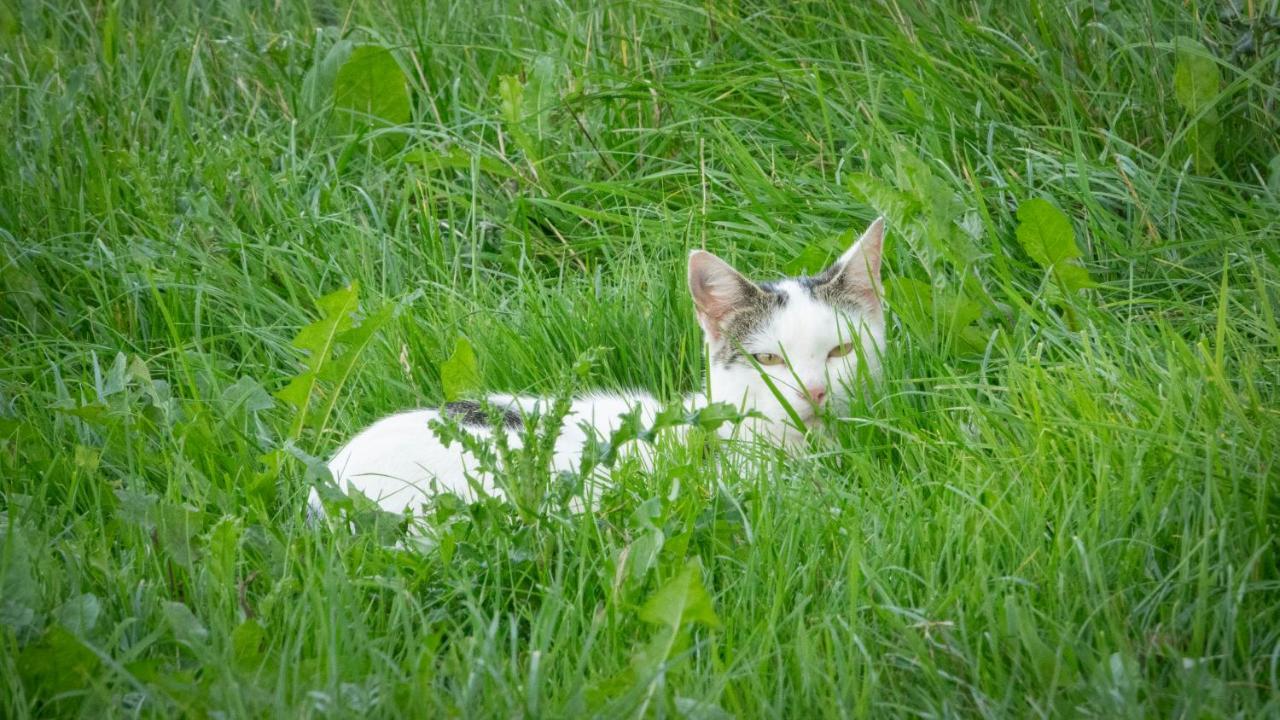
[313,218,885,517]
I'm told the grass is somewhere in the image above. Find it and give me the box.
[2,0,1279,716]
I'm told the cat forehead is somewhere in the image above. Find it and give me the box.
[751,280,848,349]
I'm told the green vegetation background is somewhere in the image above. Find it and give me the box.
[1,0,1278,716]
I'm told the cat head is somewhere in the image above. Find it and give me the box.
[689,218,886,444]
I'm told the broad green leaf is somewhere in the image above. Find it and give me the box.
[1054,264,1095,293]
[114,489,203,568]
[639,558,721,630]
[222,376,274,415]
[301,37,355,114]
[115,486,158,527]
[1,525,39,637]
[1015,199,1078,267]
[231,619,267,670]
[162,601,209,646]
[17,626,100,700]
[156,503,203,569]
[332,45,411,130]
[1186,118,1220,175]
[0,4,18,39]
[607,405,645,449]
[584,665,638,711]
[629,529,665,582]
[55,594,101,637]
[1173,38,1221,174]
[102,351,128,397]
[54,402,109,424]
[643,403,690,440]
[440,337,481,402]
[1015,198,1094,292]
[1173,38,1220,114]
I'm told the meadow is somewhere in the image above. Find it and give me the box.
[2,0,1279,716]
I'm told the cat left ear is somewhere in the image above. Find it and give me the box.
[819,216,884,306]
[688,249,762,341]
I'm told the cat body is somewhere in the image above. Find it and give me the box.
[320,391,662,513]
[315,218,886,518]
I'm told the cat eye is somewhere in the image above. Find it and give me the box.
[751,352,785,366]
[828,342,856,359]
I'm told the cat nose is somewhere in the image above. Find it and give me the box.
[805,384,827,405]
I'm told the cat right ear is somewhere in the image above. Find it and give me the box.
[688,250,758,341]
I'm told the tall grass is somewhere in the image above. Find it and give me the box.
[2,0,1278,716]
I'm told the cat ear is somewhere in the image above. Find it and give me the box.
[818,216,884,306]
[688,250,761,341]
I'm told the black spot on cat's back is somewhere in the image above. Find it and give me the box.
[442,401,523,429]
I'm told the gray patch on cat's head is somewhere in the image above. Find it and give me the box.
[442,400,523,429]
[711,283,786,366]
[793,269,873,313]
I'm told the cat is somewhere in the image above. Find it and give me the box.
[312,217,885,518]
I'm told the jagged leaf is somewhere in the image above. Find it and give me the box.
[847,145,979,272]
[498,70,542,168]
[688,402,751,433]
[276,288,355,409]
[885,278,986,354]
[207,516,242,587]
[784,230,850,276]
[498,74,524,127]
[313,301,394,431]
[292,285,359,363]
[277,284,369,440]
